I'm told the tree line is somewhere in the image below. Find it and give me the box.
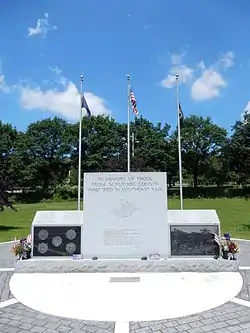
[0,112,249,207]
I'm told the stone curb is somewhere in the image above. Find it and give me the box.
[14,258,239,273]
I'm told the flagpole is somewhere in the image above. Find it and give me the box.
[132,132,135,157]
[176,73,183,210]
[127,74,131,172]
[77,74,83,210]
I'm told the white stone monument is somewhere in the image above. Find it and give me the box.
[31,211,83,257]
[168,209,220,257]
[81,172,169,259]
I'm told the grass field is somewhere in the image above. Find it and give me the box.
[0,198,250,242]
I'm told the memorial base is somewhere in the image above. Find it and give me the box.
[14,258,239,273]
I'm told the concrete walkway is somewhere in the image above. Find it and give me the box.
[1,240,250,333]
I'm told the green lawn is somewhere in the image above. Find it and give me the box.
[0,199,250,242]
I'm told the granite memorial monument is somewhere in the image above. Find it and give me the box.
[32,210,83,257]
[81,172,169,259]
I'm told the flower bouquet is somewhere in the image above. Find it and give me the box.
[11,235,32,260]
[149,252,160,260]
[220,233,239,260]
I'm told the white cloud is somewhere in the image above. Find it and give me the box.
[161,51,234,101]
[0,77,11,93]
[48,66,62,76]
[161,65,193,88]
[218,51,235,69]
[244,102,250,113]
[0,74,4,86]
[28,13,57,37]
[170,53,184,65]
[191,69,226,100]
[242,103,250,123]
[0,63,10,93]
[191,52,234,101]
[0,63,109,120]
[243,102,250,120]
[48,66,66,87]
[161,52,193,88]
[19,72,111,120]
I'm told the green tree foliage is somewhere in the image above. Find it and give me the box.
[12,118,72,192]
[228,112,250,185]
[83,116,121,172]
[132,118,172,171]
[176,115,227,187]
[0,121,17,210]
[0,112,249,202]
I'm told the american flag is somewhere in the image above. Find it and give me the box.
[213,233,220,246]
[26,234,32,243]
[130,88,138,116]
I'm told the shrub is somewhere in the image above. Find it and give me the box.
[53,184,78,200]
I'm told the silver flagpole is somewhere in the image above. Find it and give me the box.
[127,74,131,172]
[176,73,184,210]
[77,74,84,210]
[132,132,135,157]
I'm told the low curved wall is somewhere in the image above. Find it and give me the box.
[15,258,239,273]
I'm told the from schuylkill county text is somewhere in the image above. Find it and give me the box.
[88,176,164,193]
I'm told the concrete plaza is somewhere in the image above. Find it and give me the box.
[1,240,250,333]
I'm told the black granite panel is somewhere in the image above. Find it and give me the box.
[33,226,81,256]
[170,224,220,256]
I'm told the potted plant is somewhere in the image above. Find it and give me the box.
[11,235,32,260]
[228,240,239,260]
[220,236,239,260]
[11,242,23,259]
[220,239,229,259]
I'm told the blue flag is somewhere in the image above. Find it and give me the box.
[81,94,91,118]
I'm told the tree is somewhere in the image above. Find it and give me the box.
[0,121,17,210]
[12,118,73,193]
[130,117,175,173]
[177,115,227,187]
[203,153,229,187]
[81,115,122,172]
[1,110,249,200]
[228,112,250,185]
[0,158,14,211]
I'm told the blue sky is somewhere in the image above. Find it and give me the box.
[0,0,249,132]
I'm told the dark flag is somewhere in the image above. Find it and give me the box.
[179,103,184,127]
[81,94,91,118]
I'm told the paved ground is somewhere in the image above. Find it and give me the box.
[0,271,12,302]
[0,242,16,268]
[1,240,250,333]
